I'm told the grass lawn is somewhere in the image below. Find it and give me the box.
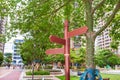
[101,73,120,80]
[57,76,79,80]
[57,73,120,80]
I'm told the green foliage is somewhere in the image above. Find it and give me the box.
[49,69,61,72]
[95,49,120,68]
[53,54,64,63]
[0,34,6,43]
[20,39,46,64]
[3,0,120,68]
[110,41,119,49]
[44,65,53,69]
[57,76,79,80]
[4,53,12,63]
[101,73,120,80]
[57,74,120,80]
[43,54,64,64]
[0,52,4,65]
[70,47,86,64]
[110,13,120,48]
[26,70,50,75]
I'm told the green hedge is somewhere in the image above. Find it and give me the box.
[45,65,53,69]
[26,70,50,75]
[49,70,61,72]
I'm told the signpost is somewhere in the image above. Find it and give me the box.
[46,20,88,80]
[46,48,64,54]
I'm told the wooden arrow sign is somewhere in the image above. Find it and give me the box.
[68,26,88,38]
[49,35,65,45]
[46,48,64,54]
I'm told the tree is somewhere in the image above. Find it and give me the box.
[95,49,120,68]
[0,52,3,65]
[70,47,86,68]
[4,53,12,63]
[4,0,120,78]
[20,38,46,64]
[110,13,120,50]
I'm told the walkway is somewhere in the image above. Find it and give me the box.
[101,69,120,74]
[0,67,22,80]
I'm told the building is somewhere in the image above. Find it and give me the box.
[0,18,5,53]
[12,39,24,65]
[95,27,119,54]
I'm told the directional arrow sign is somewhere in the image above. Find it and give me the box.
[49,35,65,45]
[46,48,64,54]
[68,26,88,38]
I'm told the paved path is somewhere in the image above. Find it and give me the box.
[0,67,13,78]
[101,70,120,74]
[0,67,22,80]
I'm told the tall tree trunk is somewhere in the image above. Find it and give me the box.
[83,0,97,80]
[86,32,95,68]
[84,0,95,68]
[83,0,95,68]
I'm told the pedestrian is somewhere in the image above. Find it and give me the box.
[13,65,16,69]
[8,63,11,69]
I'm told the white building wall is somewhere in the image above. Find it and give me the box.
[95,27,120,54]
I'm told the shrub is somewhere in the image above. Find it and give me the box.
[45,65,53,69]
[0,52,3,66]
[49,70,61,72]
[25,65,32,69]
[26,70,50,75]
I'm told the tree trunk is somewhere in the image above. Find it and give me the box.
[83,0,95,68]
[86,32,95,68]
[82,1,97,80]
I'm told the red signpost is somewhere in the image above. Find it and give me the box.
[49,35,65,45]
[46,20,88,80]
[46,48,64,54]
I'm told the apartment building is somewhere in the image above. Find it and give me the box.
[12,39,24,65]
[95,27,119,54]
[0,18,5,53]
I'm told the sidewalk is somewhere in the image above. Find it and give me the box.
[101,69,120,74]
[0,67,13,78]
[0,67,22,80]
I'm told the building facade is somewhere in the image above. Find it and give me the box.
[95,27,119,54]
[12,39,24,65]
[0,18,5,53]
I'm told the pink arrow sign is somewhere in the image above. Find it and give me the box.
[46,48,64,54]
[68,26,88,38]
[49,35,65,45]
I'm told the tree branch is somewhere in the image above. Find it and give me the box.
[95,0,120,37]
[92,0,106,14]
[51,0,71,14]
